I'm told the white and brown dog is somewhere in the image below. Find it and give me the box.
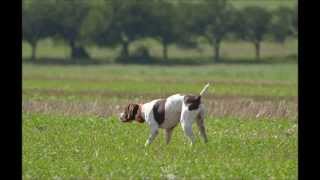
[119,83,210,146]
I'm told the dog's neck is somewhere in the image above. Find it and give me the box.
[135,104,145,123]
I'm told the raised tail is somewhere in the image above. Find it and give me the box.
[199,83,210,96]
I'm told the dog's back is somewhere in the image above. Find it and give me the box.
[161,93,202,129]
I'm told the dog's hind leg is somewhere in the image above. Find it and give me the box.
[180,103,198,145]
[196,108,208,143]
[180,106,197,146]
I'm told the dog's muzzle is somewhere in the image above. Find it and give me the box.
[119,112,126,122]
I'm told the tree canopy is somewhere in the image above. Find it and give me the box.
[271,6,295,44]
[235,6,272,60]
[22,0,297,63]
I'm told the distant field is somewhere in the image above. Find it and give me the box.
[23,63,297,179]
[22,38,297,62]
[231,0,296,9]
[23,64,297,98]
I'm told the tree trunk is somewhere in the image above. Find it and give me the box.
[70,40,77,60]
[254,41,261,61]
[121,41,129,58]
[280,40,286,48]
[30,42,37,61]
[213,41,221,63]
[163,42,168,60]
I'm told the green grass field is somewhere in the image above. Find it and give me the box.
[23,62,297,179]
[23,114,296,179]
[23,64,297,99]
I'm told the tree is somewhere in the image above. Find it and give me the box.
[80,0,111,46]
[53,0,91,60]
[271,6,294,45]
[22,0,56,61]
[169,2,199,50]
[191,0,236,62]
[95,0,156,59]
[149,1,181,60]
[292,4,298,37]
[236,6,272,61]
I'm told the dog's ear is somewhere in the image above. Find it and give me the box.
[126,104,139,120]
[135,112,144,123]
[125,104,132,120]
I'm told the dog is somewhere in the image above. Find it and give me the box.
[119,83,210,146]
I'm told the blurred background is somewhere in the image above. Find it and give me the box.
[22,0,297,64]
[22,0,298,118]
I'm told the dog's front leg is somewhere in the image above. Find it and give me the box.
[164,127,175,144]
[145,124,159,147]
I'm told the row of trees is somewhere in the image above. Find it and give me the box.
[22,0,297,62]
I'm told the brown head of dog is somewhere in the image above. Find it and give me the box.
[119,103,144,123]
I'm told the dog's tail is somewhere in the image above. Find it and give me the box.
[199,83,210,96]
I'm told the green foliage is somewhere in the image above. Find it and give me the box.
[235,6,272,60]
[53,0,90,42]
[236,6,272,42]
[80,0,111,45]
[22,0,57,60]
[22,0,297,63]
[193,0,237,62]
[166,2,198,50]
[271,6,295,44]
[202,0,236,43]
[41,0,91,59]
[292,4,298,36]
[95,0,156,59]
[147,1,178,59]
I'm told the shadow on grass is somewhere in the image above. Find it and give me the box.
[23,54,297,66]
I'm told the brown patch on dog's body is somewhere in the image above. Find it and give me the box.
[152,99,166,125]
[184,95,201,110]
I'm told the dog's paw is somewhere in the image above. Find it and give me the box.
[189,142,194,147]
[144,142,150,147]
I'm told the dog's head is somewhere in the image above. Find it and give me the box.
[119,103,140,123]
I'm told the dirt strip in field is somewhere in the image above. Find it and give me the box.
[23,96,297,120]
